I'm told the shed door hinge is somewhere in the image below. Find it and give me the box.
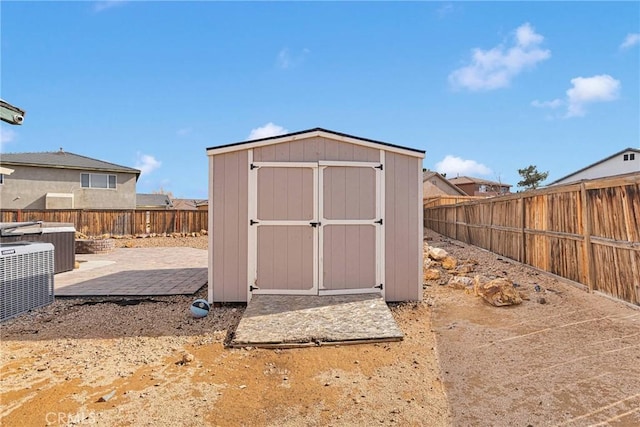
[374,218,383,225]
[250,219,259,225]
[375,164,383,170]
[250,163,258,170]
[375,283,384,290]
[249,285,259,292]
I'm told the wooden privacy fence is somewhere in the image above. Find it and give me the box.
[0,209,208,236]
[423,195,484,209]
[424,173,640,306]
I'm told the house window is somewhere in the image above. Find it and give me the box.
[631,154,636,161]
[624,154,629,161]
[81,173,116,189]
[479,185,487,193]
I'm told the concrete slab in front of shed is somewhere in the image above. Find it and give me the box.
[229,294,403,348]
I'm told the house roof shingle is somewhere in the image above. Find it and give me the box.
[136,193,172,208]
[448,176,512,187]
[0,150,140,176]
[423,171,467,196]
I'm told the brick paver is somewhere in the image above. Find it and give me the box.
[55,247,207,297]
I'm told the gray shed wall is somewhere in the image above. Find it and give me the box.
[385,152,422,301]
[209,150,249,302]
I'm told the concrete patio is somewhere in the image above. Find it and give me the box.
[229,293,404,348]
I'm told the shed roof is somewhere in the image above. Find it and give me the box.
[207,128,425,158]
[0,150,140,177]
[548,147,640,185]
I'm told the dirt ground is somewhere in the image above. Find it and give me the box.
[1,231,639,426]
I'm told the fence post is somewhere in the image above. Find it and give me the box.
[454,203,458,240]
[580,182,595,292]
[488,201,494,252]
[520,197,526,263]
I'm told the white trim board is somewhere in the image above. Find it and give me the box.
[207,129,425,159]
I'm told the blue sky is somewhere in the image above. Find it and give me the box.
[1,1,638,199]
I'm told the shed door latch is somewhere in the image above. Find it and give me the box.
[310,221,321,228]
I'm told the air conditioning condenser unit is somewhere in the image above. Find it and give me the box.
[1,242,55,322]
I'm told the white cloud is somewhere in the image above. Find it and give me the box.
[435,155,492,177]
[566,74,621,117]
[448,23,551,91]
[135,153,161,176]
[248,122,288,140]
[436,3,456,19]
[277,48,310,69]
[0,128,17,148]
[176,127,192,137]
[620,33,640,50]
[531,74,620,118]
[93,0,128,12]
[531,99,563,109]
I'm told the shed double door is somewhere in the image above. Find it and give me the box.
[248,161,383,298]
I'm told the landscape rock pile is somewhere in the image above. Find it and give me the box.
[423,242,527,307]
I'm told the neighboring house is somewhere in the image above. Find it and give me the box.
[548,147,640,186]
[170,198,197,210]
[448,176,512,196]
[0,149,140,209]
[195,200,208,211]
[170,198,208,211]
[423,170,466,199]
[136,193,173,210]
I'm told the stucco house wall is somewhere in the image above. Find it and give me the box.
[0,165,137,209]
[423,171,466,198]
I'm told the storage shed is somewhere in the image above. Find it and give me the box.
[206,128,424,303]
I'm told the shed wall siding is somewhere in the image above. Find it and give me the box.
[209,136,422,302]
[211,150,248,302]
[385,152,422,301]
[253,137,379,163]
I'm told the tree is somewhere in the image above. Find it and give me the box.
[517,165,549,190]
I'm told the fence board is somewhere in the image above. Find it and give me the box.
[424,173,640,306]
[0,209,208,237]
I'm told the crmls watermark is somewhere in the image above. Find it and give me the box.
[45,411,97,425]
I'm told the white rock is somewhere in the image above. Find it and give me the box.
[428,247,448,261]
